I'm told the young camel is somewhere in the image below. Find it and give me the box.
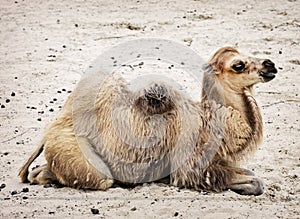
[19,47,277,195]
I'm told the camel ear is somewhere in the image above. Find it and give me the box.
[202,63,219,74]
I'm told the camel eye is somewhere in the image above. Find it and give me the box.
[232,61,245,72]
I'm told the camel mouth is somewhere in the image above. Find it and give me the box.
[259,69,277,82]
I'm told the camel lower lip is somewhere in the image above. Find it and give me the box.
[259,71,276,81]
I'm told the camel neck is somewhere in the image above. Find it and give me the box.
[240,89,263,143]
[221,86,262,130]
[202,81,263,144]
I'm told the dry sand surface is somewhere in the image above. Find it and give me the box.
[0,0,299,218]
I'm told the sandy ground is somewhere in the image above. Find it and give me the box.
[0,0,299,218]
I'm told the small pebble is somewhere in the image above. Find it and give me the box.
[0,183,6,189]
[130,207,137,211]
[22,196,28,200]
[174,212,179,217]
[22,188,29,193]
[1,105,5,108]
[11,92,16,97]
[37,118,42,121]
[5,99,10,103]
[11,190,18,195]
[91,208,99,214]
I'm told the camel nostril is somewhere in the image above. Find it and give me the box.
[262,59,275,68]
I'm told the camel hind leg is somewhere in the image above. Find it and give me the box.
[44,135,114,191]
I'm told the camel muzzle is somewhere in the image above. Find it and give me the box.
[259,59,277,82]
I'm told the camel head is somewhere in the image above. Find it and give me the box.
[205,47,277,91]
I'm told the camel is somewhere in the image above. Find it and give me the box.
[19,47,277,195]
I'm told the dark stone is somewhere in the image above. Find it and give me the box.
[11,190,18,195]
[22,188,29,193]
[91,208,99,214]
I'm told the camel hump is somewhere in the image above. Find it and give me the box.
[134,83,176,115]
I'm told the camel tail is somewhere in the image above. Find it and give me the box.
[19,141,45,183]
